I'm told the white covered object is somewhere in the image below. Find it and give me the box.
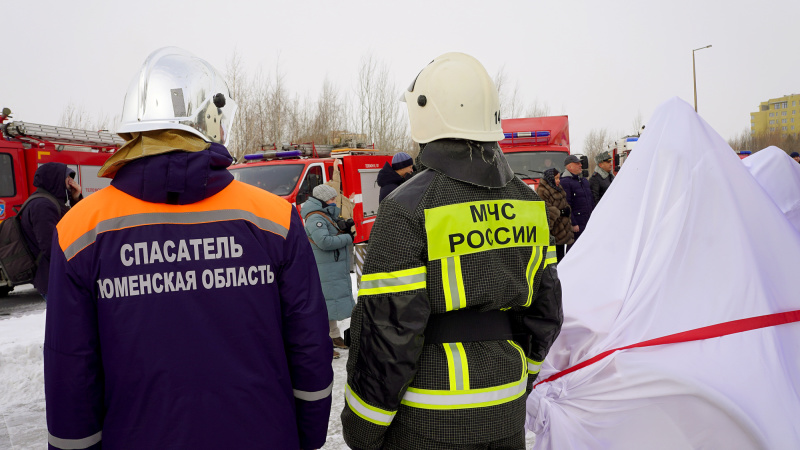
[526,98,800,449]
[742,146,800,233]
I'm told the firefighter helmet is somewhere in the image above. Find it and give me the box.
[402,52,503,144]
[117,47,237,146]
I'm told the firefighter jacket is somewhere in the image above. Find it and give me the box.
[44,144,334,450]
[301,196,355,321]
[342,139,563,449]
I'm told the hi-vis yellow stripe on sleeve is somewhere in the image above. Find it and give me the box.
[345,384,396,426]
[424,200,549,260]
[358,267,426,296]
[527,358,543,375]
[543,246,558,268]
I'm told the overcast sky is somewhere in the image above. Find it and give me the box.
[5,0,799,154]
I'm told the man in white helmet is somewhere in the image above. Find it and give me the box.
[342,52,563,449]
[44,47,333,450]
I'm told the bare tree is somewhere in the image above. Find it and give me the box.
[525,99,551,118]
[355,53,406,153]
[728,128,800,155]
[494,66,524,119]
[583,128,612,172]
[631,111,645,135]
[58,101,119,133]
[309,77,344,144]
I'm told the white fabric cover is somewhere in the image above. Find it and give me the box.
[526,97,800,450]
[742,146,800,233]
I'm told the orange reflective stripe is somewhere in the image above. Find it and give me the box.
[57,181,292,256]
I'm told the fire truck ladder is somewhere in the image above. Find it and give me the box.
[2,121,125,149]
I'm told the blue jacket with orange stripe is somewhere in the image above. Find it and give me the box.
[44,144,333,450]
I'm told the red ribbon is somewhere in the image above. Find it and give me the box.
[534,309,800,389]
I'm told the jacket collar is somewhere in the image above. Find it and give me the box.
[111,143,234,205]
[594,165,610,179]
[377,162,405,186]
[301,196,340,218]
[419,139,514,188]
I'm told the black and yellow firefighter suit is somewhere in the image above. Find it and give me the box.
[341,139,563,449]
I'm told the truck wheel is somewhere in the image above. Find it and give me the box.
[0,286,11,297]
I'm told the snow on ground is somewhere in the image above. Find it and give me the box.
[0,312,47,449]
[0,275,535,449]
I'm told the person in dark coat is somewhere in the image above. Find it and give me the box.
[20,162,82,298]
[536,168,574,262]
[377,151,414,202]
[589,150,615,205]
[560,154,594,251]
[44,47,333,450]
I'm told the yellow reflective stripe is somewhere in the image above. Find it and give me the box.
[524,247,543,307]
[443,343,470,391]
[402,375,528,410]
[345,384,396,426]
[508,340,527,380]
[425,200,549,260]
[456,342,470,390]
[361,266,426,282]
[543,246,558,267]
[443,343,457,389]
[358,266,426,296]
[527,358,543,375]
[441,256,466,311]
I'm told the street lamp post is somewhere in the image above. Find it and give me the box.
[693,45,712,112]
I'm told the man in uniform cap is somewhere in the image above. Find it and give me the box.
[589,150,615,204]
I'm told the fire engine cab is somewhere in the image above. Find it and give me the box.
[0,108,122,222]
[228,144,391,245]
[499,116,585,189]
[608,135,639,175]
[0,108,121,296]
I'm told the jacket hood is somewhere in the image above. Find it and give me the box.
[376,162,405,187]
[33,162,73,204]
[419,139,514,188]
[301,196,340,219]
[111,143,234,204]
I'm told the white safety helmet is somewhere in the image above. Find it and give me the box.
[402,52,504,144]
[117,47,237,146]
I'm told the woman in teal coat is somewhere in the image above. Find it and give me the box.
[301,184,354,359]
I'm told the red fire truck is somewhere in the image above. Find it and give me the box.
[0,108,122,295]
[608,135,639,175]
[228,144,391,244]
[229,145,392,282]
[0,109,123,222]
[499,116,585,189]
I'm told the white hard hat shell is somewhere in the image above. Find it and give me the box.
[402,52,504,144]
